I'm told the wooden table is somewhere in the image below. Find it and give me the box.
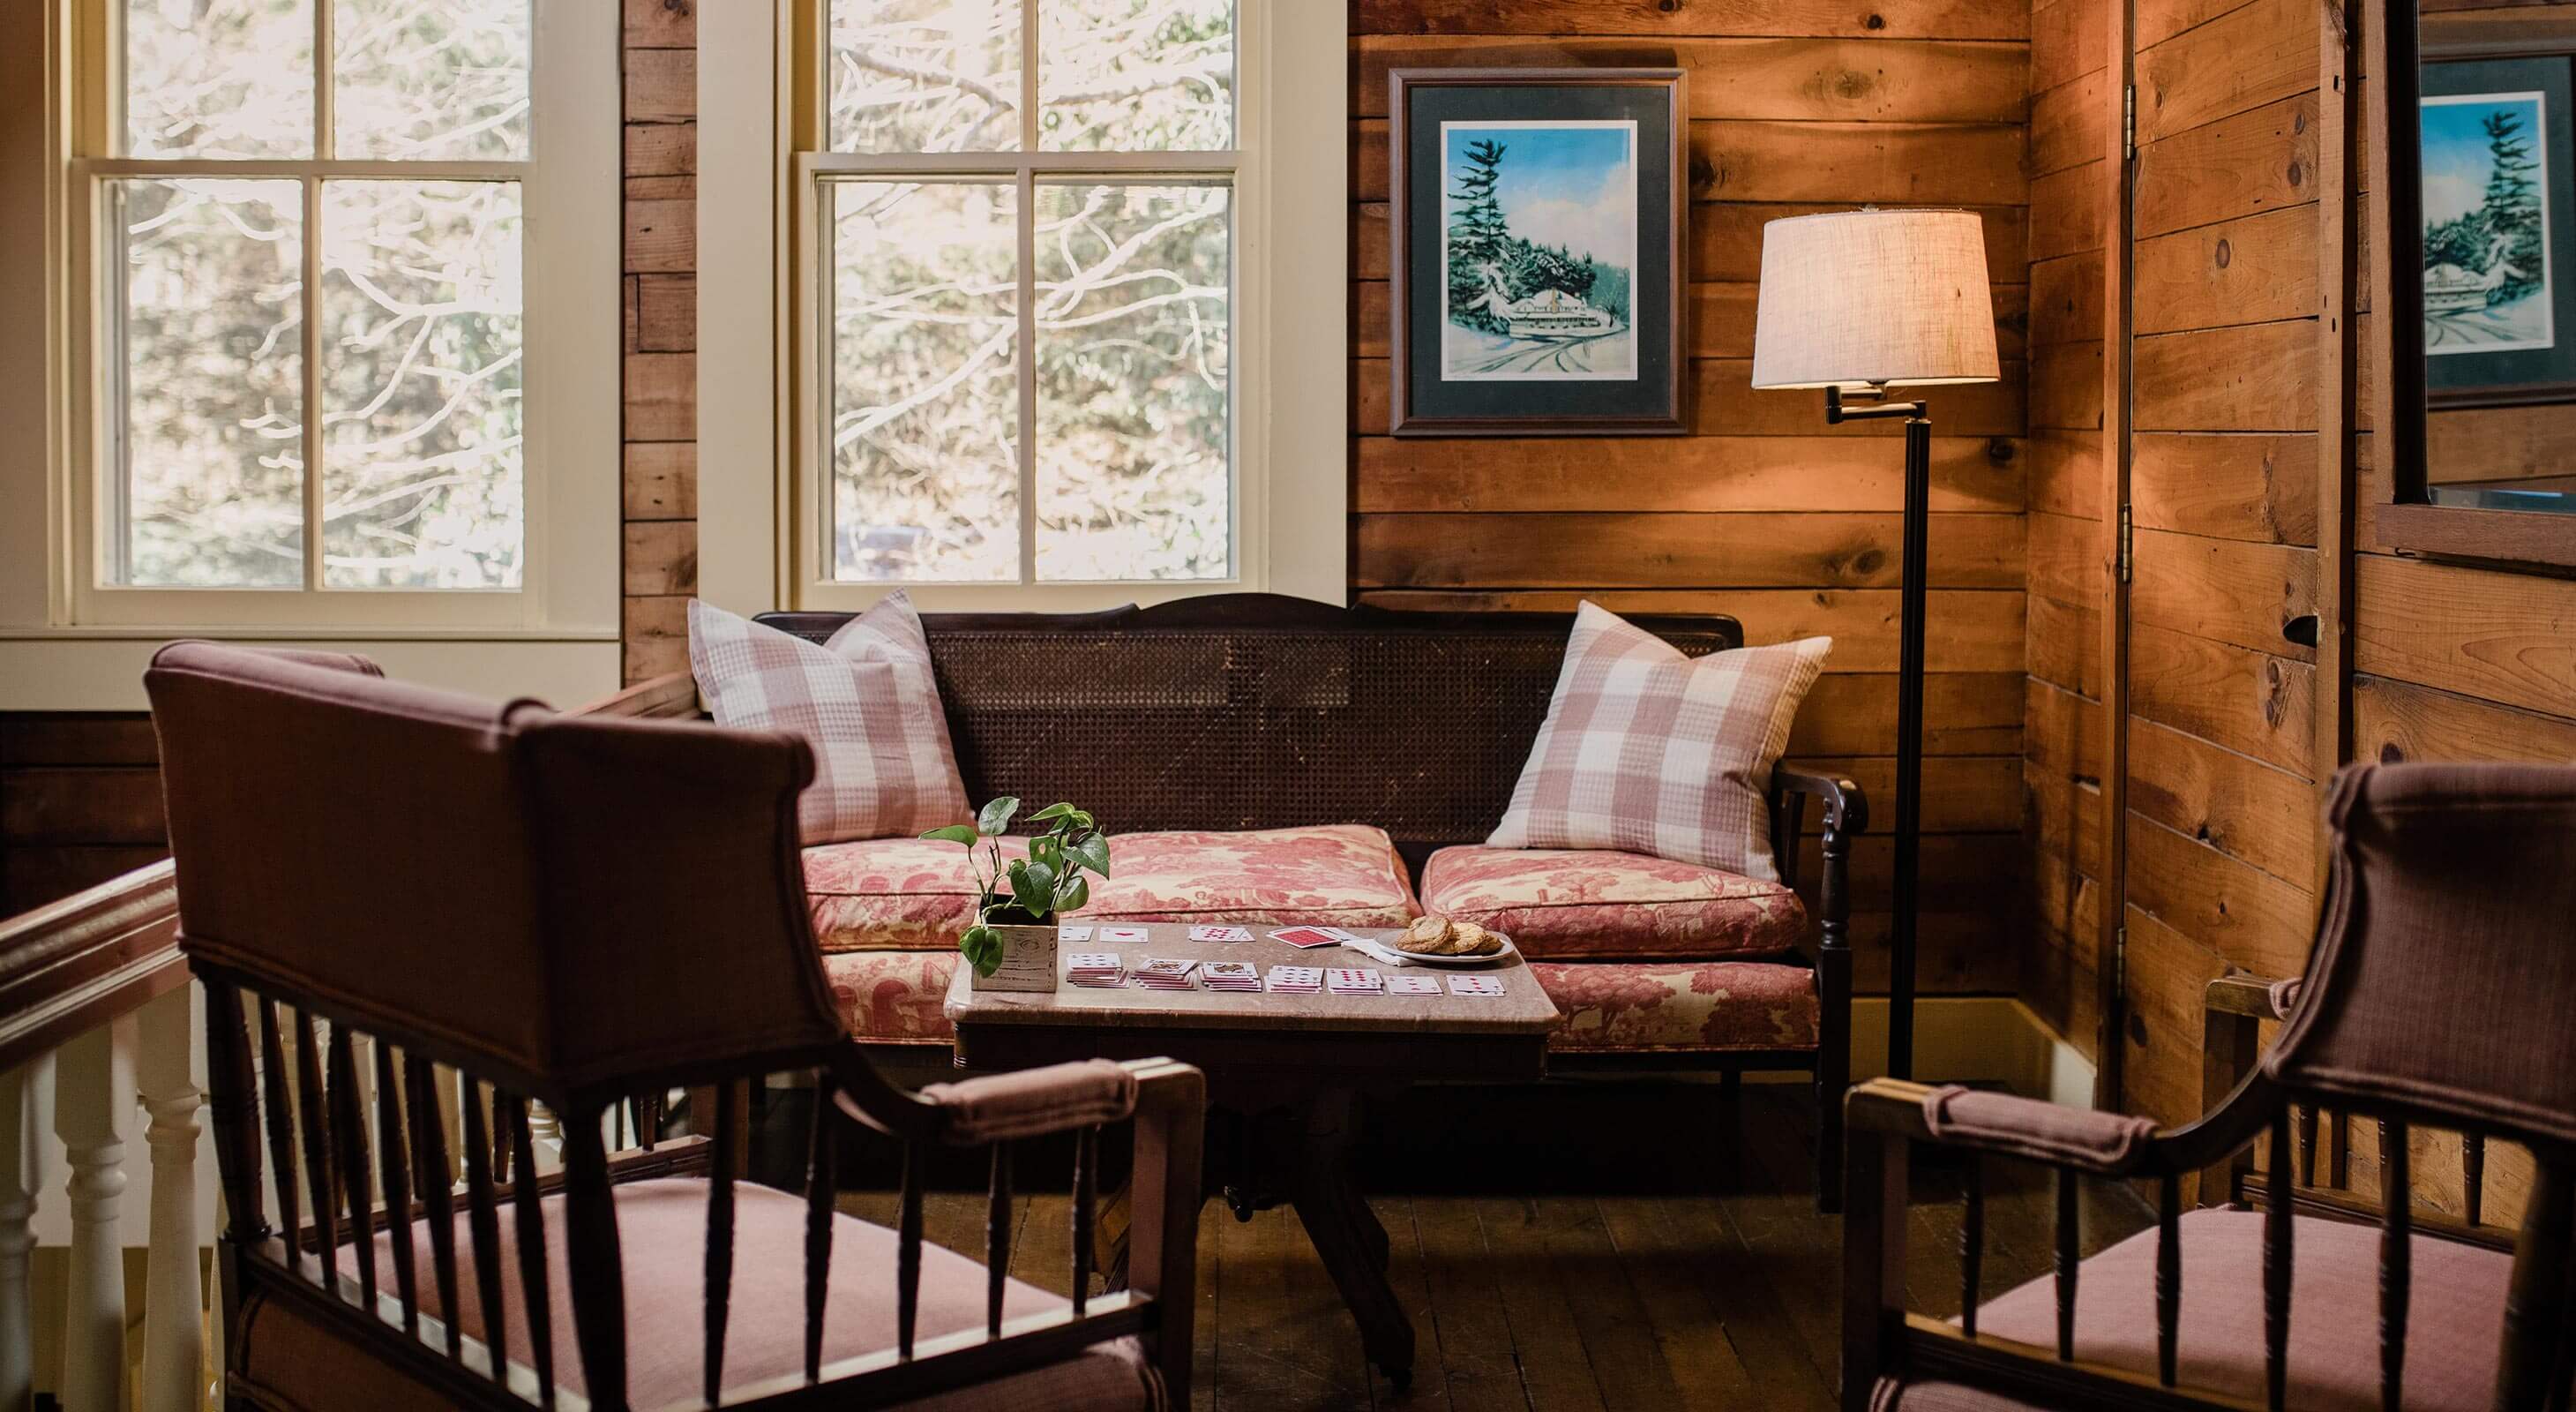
[943,924,1560,1390]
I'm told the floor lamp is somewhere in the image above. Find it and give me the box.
[1749,208,2001,1081]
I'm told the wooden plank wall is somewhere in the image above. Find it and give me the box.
[623,0,700,683]
[1348,0,2035,997]
[0,718,166,917]
[2115,0,2328,1140]
[2020,0,2113,1060]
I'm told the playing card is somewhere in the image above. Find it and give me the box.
[1387,973,1442,995]
[1188,925,1254,943]
[1057,925,1095,943]
[1265,965,1323,993]
[1097,926,1149,943]
[1131,958,1198,989]
[1201,960,1261,991]
[1447,975,1505,996]
[1268,927,1342,949]
[1326,966,1384,995]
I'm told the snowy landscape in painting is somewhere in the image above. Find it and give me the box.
[2422,92,2555,355]
[1439,119,1638,380]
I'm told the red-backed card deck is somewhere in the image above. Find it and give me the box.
[1266,965,1323,994]
[1132,958,1199,990]
[1326,966,1384,995]
[1268,927,1342,949]
[1387,973,1442,995]
[1447,974,1505,997]
[1202,960,1261,991]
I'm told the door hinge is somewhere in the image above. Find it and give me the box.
[2117,504,2134,583]
[2123,85,2137,161]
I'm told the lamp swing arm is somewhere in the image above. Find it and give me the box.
[1823,384,1928,424]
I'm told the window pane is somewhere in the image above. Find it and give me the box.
[1039,0,1232,153]
[319,180,523,589]
[111,179,305,587]
[830,0,1022,154]
[1034,184,1227,582]
[124,0,314,159]
[332,0,531,161]
[832,182,1019,582]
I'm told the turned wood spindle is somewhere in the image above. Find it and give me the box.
[2156,1173,2181,1387]
[2297,1106,2318,1189]
[255,1003,303,1279]
[2264,1108,2294,1412]
[897,1140,925,1360]
[805,1071,839,1383]
[502,1095,558,1408]
[461,1084,511,1376]
[2463,1132,2486,1228]
[406,1058,462,1360]
[1958,1158,1984,1337]
[292,1010,341,1281]
[988,1143,1015,1338]
[1074,1124,1099,1318]
[2379,1119,2409,1412]
[704,1078,739,1405]
[373,1043,417,1334]
[326,1026,378,1306]
[2053,1167,2078,1361]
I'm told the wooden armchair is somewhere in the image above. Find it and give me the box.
[144,642,1204,1411]
[1842,762,2576,1412]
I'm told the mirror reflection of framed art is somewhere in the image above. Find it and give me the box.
[1385,68,1687,437]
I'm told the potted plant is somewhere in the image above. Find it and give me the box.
[922,796,1112,991]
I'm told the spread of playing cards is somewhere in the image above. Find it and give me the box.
[1057,928,1509,997]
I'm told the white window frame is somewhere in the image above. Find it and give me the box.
[696,0,1346,616]
[0,0,622,708]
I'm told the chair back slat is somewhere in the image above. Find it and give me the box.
[461,1089,511,1375]
[374,1044,418,1336]
[898,1142,925,1359]
[2500,1163,2572,1411]
[501,1095,558,1409]
[2264,1108,2294,1412]
[703,1081,739,1405]
[405,1056,465,1360]
[293,1009,342,1282]
[804,1072,839,1384]
[203,981,268,1244]
[558,1109,629,1412]
[1073,1125,1098,1318]
[2052,1168,2077,1361]
[255,1003,302,1269]
[328,1027,379,1308]
[2464,1133,2487,1228]
[2378,1120,2410,1411]
[988,1144,1015,1338]
[2156,1174,2180,1387]
[1957,1158,1983,1340]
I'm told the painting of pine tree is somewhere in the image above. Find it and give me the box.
[2422,92,2556,354]
[1437,120,1638,380]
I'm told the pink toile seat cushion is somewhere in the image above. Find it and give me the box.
[1419,845,1807,959]
[1532,960,1817,1053]
[803,835,1029,954]
[238,1179,1159,1412]
[826,950,960,1046]
[1082,824,1421,927]
[1880,1208,2511,1412]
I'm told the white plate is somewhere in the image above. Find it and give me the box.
[1341,933,1517,969]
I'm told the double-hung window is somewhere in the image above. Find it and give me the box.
[798,0,1252,598]
[32,0,618,646]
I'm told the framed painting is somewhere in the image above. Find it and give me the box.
[2422,54,2576,406]
[1386,68,1688,436]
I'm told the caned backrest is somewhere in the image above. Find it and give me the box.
[2267,761,2576,1149]
[146,641,845,1100]
[759,593,1743,866]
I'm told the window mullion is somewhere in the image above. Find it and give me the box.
[1016,166,1037,588]
[300,176,326,594]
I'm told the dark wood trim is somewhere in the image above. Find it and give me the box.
[0,860,182,1076]
[1383,67,1689,438]
[2098,0,2138,1112]
[2315,0,2361,893]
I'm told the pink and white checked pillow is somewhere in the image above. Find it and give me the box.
[1488,604,1831,883]
[686,595,969,845]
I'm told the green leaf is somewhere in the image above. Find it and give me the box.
[1073,833,1113,879]
[919,823,979,848]
[977,796,1022,837]
[1027,802,1078,822]
[961,925,1001,978]
[1030,834,1063,870]
[1009,860,1056,914]
[1057,874,1089,913]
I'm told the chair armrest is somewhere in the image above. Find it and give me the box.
[2205,972,2298,1021]
[1847,1078,2160,1177]
[916,1059,1141,1144]
[1770,765,1869,837]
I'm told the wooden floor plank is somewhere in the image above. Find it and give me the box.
[1412,1196,1528,1412]
[1595,1195,1791,1412]
[1373,1198,1455,1410]
[1531,1197,1689,1410]
[1473,1198,1610,1412]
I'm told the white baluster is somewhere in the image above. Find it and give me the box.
[525,1101,564,1174]
[0,1059,47,1412]
[56,1015,136,1411]
[135,988,201,1412]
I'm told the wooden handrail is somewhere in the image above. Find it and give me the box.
[0,858,183,1077]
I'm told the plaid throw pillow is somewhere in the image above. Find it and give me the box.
[1488,604,1831,883]
[687,595,970,845]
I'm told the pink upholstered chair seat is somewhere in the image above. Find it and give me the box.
[1419,845,1807,959]
[238,1178,1160,1412]
[1880,1208,2511,1412]
[1531,959,1817,1052]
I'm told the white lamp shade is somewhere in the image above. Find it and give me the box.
[1749,208,2002,390]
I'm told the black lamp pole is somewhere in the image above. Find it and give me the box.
[1823,383,1927,1081]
